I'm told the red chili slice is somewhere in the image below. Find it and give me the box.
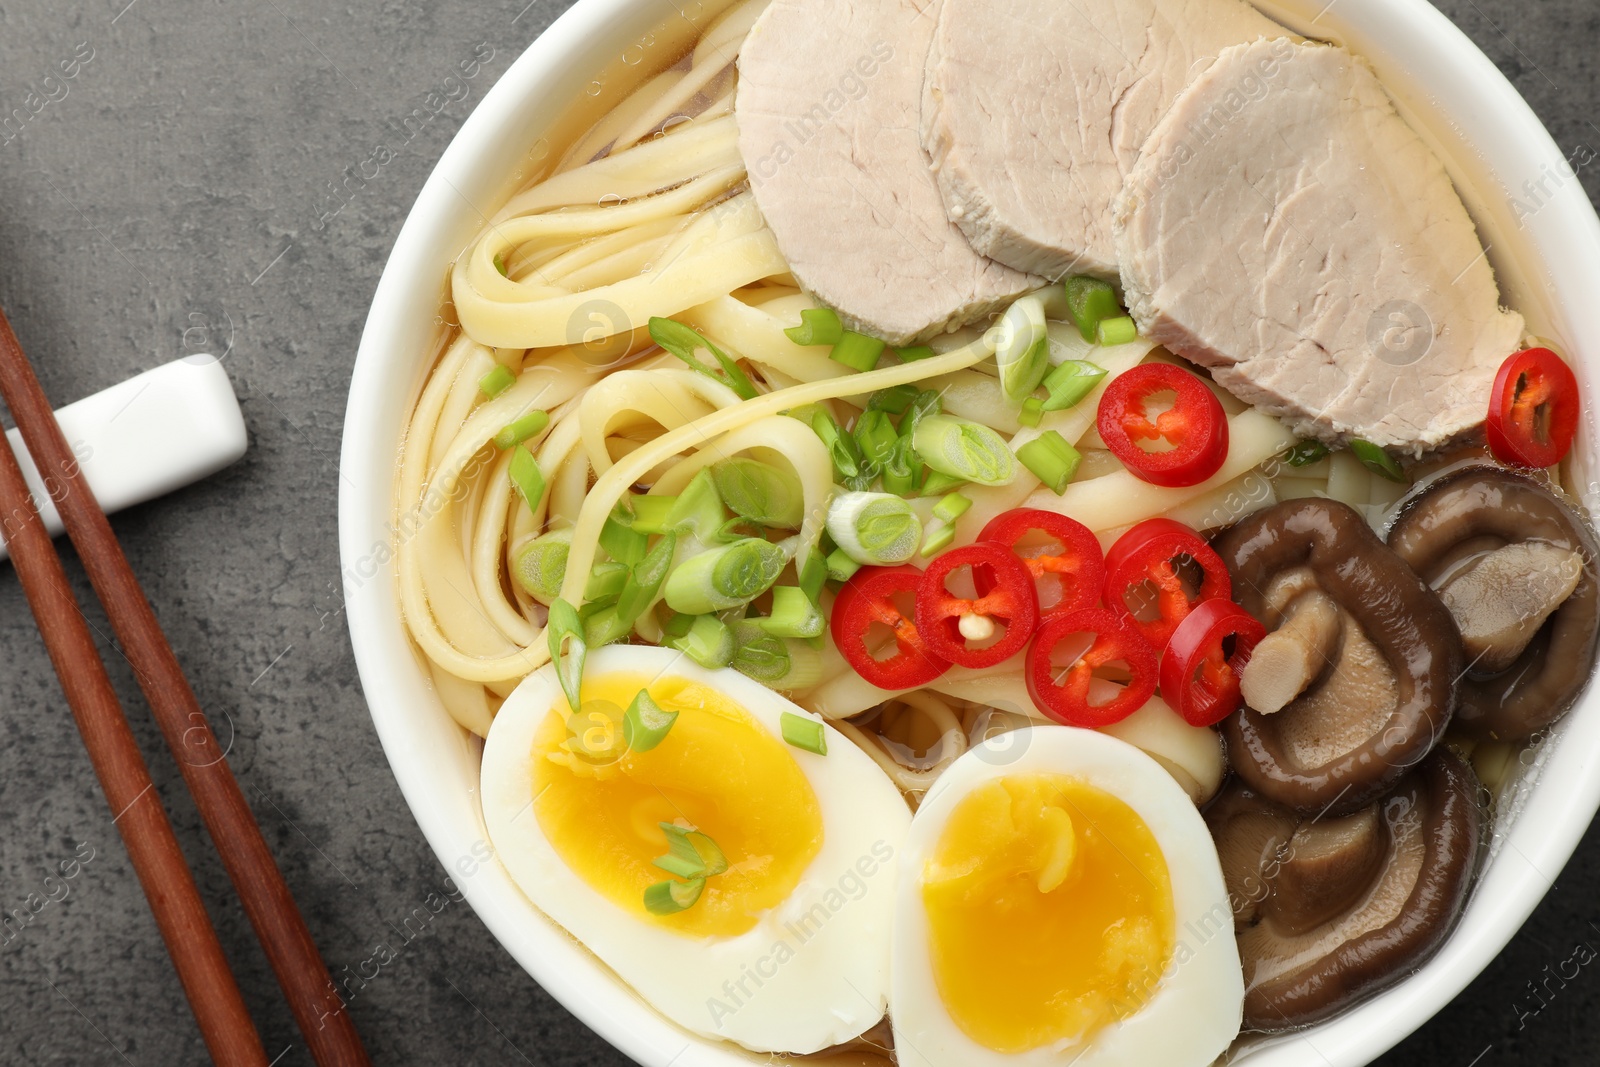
[1026,608,1158,727]
[1486,347,1580,469]
[1097,363,1229,487]
[831,565,950,690]
[914,542,1038,669]
[1158,598,1267,727]
[976,508,1105,619]
[1103,518,1231,649]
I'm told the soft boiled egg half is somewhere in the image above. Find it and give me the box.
[891,727,1243,1066]
[480,644,912,1054]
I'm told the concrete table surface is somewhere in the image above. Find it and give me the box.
[0,0,1596,1064]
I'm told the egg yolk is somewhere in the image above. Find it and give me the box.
[922,774,1175,1053]
[531,671,824,939]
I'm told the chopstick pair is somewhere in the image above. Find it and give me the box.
[0,306,369,1067]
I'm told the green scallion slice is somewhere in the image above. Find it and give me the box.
[731,621,823,689]
[1095,315,1138,347]
[826,547,862,582]
[921,470,967,497]
[880,435,923,497]
[867,384,919,415]
[780,711,828,755]
[493,410,550,450]
[827,492,922,565]
[1019,396,1044,428]
[920,523,956,557]
[1041,360,1108,412]
[493,251,509,277]
[830,331,886,373]
[512,529,570,604]
[648,317,758,400]
[667,468,728,542]
[623,690,678,753]
[995,295,1051,405]
[1282,439,1331,467]
[509,448,546,512]
[912,415,1016,486]
[663,537,788,614]
[627,494,679,535]
[1350,439,1407,482]
[600,506,648,566]
[547,598,587,712]
[759,586,826,639]
[584,561,629,600]
[933,492,972,525]
[583,603,632,647]
[783,307,844,347]
[1065,276,1121,343]
[713,458,804,529]
[655,823,728,878]
[893,345,936,362]
[810,410,863,483]
[799,553,828,605]
[479,364,516,399]
[643,877,706,915]
[616,531,676,626]
[1017,431,1082,495]
[668,614,735,669]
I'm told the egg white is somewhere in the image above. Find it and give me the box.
[480,644,913,1054]
[891,727,1244,1067]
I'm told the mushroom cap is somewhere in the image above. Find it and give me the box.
[1204,748,1482,1031]
[1214,499,1463,816]
[1388,466,1599,741]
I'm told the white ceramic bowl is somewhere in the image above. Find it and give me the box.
[339,1,1600,1063]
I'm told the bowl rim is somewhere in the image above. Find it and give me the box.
[339,0,1600,1063]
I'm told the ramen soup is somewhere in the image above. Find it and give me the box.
[396,0,1598,1061]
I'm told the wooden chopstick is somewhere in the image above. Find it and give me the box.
[0,309,371,1066]
[0,421,269,1065]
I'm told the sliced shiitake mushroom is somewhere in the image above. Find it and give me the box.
[1215,499,1463,816]
[1204,748,1482,1030]
[1388,467,1599,741]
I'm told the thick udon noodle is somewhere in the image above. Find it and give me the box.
[393,0,1483,803]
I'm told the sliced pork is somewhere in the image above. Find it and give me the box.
[1116,40,1526,454]
[921,0,1287,279]
[736,0,1038,345]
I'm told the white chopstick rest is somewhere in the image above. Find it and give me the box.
[0,355,248,560]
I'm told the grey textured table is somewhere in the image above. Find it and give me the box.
[0,0,1595,1064]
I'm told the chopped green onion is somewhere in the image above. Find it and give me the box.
[920,470,967,497]
[893,345,936,362]
[649,317,758,400]
[760,586,826,639]
[783,307,844,347]
[513,532,569,605]
[509,448,546,512]
[583,602,631,647]
[810,409,864,483]
[996,295,1051,405]
[913,415,1016,486]
[880,435,923,497]
[493,251,509,277]
[854,410,899,471]
[1096,315,1138,347]
[867,384,919,415]
[667,613,734,669]
[799,553,828,605]
[493,410,550,449]
[668,469,728,542]
[623,691,679,753]
[643,877,705,915]
[1019,396,1044,428]
[713,458,804,529]
[826,547,862,582]
[600,507,648,565]
[547,598,587,712]
[1041,360,1108,412]
[625,494,679,534]
[1065,276,1121,343]
[920,523,957,557]
[830,330,886,373]
[660,609,694,640]
[479,364,516,399]
[585,561,629,600]
[827,492,922,565]
[1350,439,1407,482]
[731,621,824,689]
[901,389,943,434]
[1017,431,1083,495]
[1282,439,1331,467]
[663,537,787,614]
[780,711,828,755]
[616,531,676,626]
[933,492,972,525]
[655,823,729,878]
